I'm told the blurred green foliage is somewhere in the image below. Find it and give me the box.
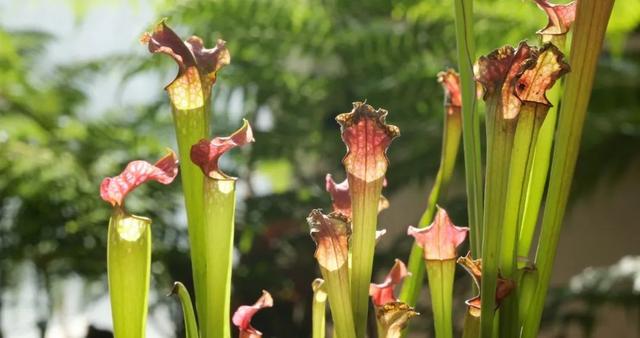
[1,0,639,336]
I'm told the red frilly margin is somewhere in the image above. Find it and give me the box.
[369,259,411,307]
[141,19,230,109]
[100,150,178,206]
[336,102,400,183]
[474,42,535,119]
[190,119,255,179]
[407,207,469,261]
[232,290,274,338]
[474,42,569,119]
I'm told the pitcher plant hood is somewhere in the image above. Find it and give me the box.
[190,119,254,179]
[232,290,274,338]
[407,207,469,261]
[100,150,178,206]
[369,259,411,307]
[336,102,399,183]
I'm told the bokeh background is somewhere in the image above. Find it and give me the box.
[1,0,639,337]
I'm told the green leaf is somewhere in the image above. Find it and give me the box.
[170,282,199,338]
[453,0,484,257]
[172,106,212,336]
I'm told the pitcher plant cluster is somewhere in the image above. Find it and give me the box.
[98,0,616,337]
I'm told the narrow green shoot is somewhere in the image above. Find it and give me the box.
[517,265,537,326]
[170,282,199,338]
[312,279,327,338]
[480,91,515,338]
[426,260,456,338]
[461,310,480,338]
[516,86,560,260]
[453,0,483,256]
[498,105,539,338]
[349,176,385,337]
[521,1,616,337]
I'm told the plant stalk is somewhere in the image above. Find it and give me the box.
[521,1,615,337]
[453,0,483,257]
[107,207,151,338]
[426,259,456,338]
[349,176,385,338]
[201,177,236,338]
[517,85,561,259]
[312,279,327,338]
[480,95,516,338]
[499,103,546,337]
[321,264,357,338]
[171,106,211,336]
[462,310,480,338]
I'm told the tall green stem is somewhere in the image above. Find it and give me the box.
[521,1,615,337]
[499,104,545,337]
[453,0,483,256]
[462,311,480,338]
[172,106,212,336]
[426,260,456,338]
[349,176,385,338]
[480,95,515,338]
[322,265,356,338]
[200,177,236,338]
[400,110,461,307]
[517,86,560,259]
[312,279,327,338]
[107,207,151,338]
